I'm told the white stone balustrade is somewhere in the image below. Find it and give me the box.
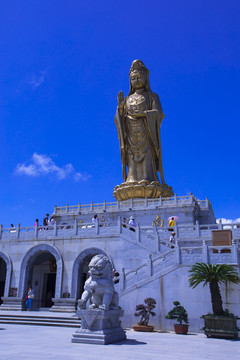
[120,239,240,294]
[1,219,240,245]
[53,194,212,215]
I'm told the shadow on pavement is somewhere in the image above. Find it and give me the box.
[113,339,147,345]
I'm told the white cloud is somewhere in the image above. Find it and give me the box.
[15,153,91,182]
[29,71,46,89]
[216,218,240,224]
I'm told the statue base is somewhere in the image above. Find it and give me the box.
[72,309,126,345]
[113,180,174,201]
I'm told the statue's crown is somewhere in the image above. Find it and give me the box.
[129,60,149,74]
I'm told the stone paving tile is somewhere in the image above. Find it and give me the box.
[0,324,239,360]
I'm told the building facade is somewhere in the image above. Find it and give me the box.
[0,194,239,331]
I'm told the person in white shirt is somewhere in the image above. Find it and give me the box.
[169,232,175,248]
[129,216,136,231]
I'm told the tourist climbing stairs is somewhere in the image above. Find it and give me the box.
[0,312,80,328]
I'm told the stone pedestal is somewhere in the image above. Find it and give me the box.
[50,298,76,312]
[72,309,126,345]
[0,297,23,311]
[113,180,173,201]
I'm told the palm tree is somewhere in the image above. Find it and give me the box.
[189,263,240,315]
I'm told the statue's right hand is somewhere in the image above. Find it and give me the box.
[117,91,124,105]
[77,299,86,309]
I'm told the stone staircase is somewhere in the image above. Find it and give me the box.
[0,312,80,328]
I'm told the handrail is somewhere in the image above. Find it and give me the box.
[120,240,240,294]
[1,219,240,242]
[53,194,210,215]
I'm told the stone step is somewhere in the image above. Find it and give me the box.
[0,319,80,327]
[0,314,80,328]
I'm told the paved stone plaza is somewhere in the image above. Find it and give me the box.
[0,320,239,360]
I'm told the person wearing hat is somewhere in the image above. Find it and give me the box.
[129,216,136,231]
[169,232,175,249]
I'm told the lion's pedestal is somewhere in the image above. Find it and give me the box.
[72,309,126,345]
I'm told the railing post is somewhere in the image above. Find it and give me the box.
[174,194,178,204]
[231,239,238,263]
[73,218,78,236]
[95,219,99,235]
[175,239,180,264]
[117,200,120,210]
[159,196,162,206]
[78,203,81,213]
[154,226,160,252]
[35,224,38,238]
[103,200,106,212]
[147,254,152,277]
[54,221,57,237]
[120,268,125,291]
[205,197,209,208]
[145,197,148,208]
[174,223,179,238]
[117,216,122,234]
[136,224,140,242]
[90,201,93,212]
[54,205,57,214]
[0,224,2,239]
[66,203,69,213]
[195,220,200,237]
[130,198,133,209]
[202,240,208,263]
[218,219,223,230]
[16,223,20,239]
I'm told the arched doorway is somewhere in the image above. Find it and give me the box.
[71,248,113,301]
[0,252,12,304]
[30,252,57,308]
[0,258,6,304]
[18,244,63,309]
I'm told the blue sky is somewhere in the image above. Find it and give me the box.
[0,0,240,226]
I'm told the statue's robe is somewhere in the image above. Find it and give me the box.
[114,90,165,184]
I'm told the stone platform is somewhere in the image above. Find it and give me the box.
[72,308,126,345]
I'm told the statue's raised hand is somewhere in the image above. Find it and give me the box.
[117,91,124,105]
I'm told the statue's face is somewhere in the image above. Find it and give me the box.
[130,70,146,90]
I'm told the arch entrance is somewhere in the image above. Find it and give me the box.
[30,252,57,308]
[71,248,113,301]
[18,244,63,309]
[0,258,6,305]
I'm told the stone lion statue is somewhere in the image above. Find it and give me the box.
[77,254,119,311]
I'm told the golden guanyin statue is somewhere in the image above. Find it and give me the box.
[113,60,173,201]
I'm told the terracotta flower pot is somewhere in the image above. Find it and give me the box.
[133,325,154,332]
[174,324,189,335]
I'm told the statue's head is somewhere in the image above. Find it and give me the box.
[129,60,150,93]
[88,254,113,279]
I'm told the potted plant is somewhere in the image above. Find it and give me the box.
[133,297,156,332]
[189,263,240,339]
[165,301,189,334]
